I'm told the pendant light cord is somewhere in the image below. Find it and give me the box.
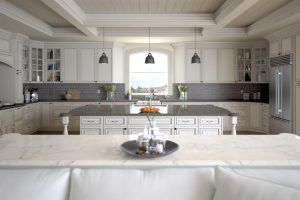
[149,27,150,53]
[194,27,196,52]
[102,27,104,52]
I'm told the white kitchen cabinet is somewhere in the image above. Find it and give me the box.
[231,103,249,131]
[62,48,78,82]
[80,128,102,135]
[0,109,14,134]
[262,104,269,134]
[96,48,112,82]
[79,48,95,82]
[104,128,127,135]
[185,48,201,82]
[199,128,222,135]
[296,34,300,81]
[217,103,231,131]
[40,103,52,129]
[104,116,127,126]
[175,128,197,135]
[269,37,293,57]
[249,103,262,131]
[30,47,44,82]
[23,104,38,134]
[202,49,218,82]
[13,107,23,134]
[219,48,236,82]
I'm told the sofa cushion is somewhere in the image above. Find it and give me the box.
[0,168,70,200]
[213,166,300,200]
[70,167,214,200]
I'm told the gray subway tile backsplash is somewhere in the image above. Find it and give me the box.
[24,82,268,102]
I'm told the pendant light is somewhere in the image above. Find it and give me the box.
[145,27,155,64]
[191,27,200,64]
[99,27,108,64]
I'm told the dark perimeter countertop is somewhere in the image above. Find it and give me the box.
[62,104,237,117]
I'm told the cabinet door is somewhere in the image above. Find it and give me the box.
[249,103,262,130]
[296,35,300,81]
[296,86,300,136]
[269,41,280,57]
[199,128,221,135]
[1,109,14,134]
[281,37,292,54]
[81,128,102,135]
[79,48,95,82]
[63,48,78,82]
[202,49,218,82]
[219,49,236,82]
[96,49,112,82]
[185,49,201,82]
[175,128,197,135]
[104,128,126,135]
[40,103,52,129]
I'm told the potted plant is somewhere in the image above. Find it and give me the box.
[104,84,116,100]
[178,84,189,100]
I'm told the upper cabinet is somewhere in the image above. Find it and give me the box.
[31,47,43,82]
[78,48,95,82]
[62,48,78,82]
[237,48,252,82]
[219,48,236,82]
[202,49,218,82]
[46,48,61,82]
[269,36,293,57]
[254,48,268,83]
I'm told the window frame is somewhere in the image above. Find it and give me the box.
[125,47,173,96]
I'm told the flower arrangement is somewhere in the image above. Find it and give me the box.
[104,84,116,92]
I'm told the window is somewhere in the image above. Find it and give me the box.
[129,51,168,95]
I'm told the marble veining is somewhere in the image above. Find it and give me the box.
[0,134,300,168]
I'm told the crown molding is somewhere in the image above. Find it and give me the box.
[265,22,300,42]
[216,28,247,38]
[41,0,98,37]
[52,27,85,37]
[0,0,53,36]
[84,13,215,27]
[248,0,300,36]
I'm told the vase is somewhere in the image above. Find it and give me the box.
[106,91,114,100]
[179,91,187,100]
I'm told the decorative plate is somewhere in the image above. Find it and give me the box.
[120,140,179,158]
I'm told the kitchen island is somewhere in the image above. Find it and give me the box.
[0,133,300,168]
[61,104,238,135]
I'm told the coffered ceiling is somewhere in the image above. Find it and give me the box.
[0,0,299,43]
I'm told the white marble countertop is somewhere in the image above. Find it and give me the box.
[0,133,300,168]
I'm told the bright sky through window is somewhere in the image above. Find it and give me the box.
[129,52,168,94]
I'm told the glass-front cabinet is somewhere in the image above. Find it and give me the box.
[237,48,252,82]
[31,47,43,82]
[46,48,61,82]
[254,48,268,82]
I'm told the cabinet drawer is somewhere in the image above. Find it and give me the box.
[128,116,174,126]
[80,117,103,126]
[80,128,102,135]
[199,117,222,126]
[175,128,197,135]
[175,116,197,126]
[104,116,126,126]
[104,128,126,135]
[24,104,34,112]
[14,121,23,133]
[24,123,35,133]
[199,128,222,135]
[128,128,173,135]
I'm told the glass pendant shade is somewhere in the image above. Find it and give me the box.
[99,52,108,63]
[145,52,155,64]
[191,52,200,64]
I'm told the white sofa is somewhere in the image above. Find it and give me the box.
[1,167,300,200]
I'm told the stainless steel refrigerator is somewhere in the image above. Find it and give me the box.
[269,54,293,134]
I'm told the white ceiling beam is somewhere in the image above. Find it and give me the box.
[215,0,259,28]
[247,0,300,36]
[0,0,53,36]
[41,0,98,37]
[215,28,247,38]
[84,14,215,27]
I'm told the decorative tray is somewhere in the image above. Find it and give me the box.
[139,107,160,113]
[120,140,179,158]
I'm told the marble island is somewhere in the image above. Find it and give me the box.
[0,133,300,168]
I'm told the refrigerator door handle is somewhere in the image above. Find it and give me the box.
[275,70,279,115]
[278,71,283,114]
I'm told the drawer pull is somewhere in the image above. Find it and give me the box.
[110,120,120,123]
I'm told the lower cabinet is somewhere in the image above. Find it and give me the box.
[13,107,24,133]
[295,85,300,135]
[0,109,14,134]
[249,103,269,133]
[80,128,102,135]
[199,128,222,135]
